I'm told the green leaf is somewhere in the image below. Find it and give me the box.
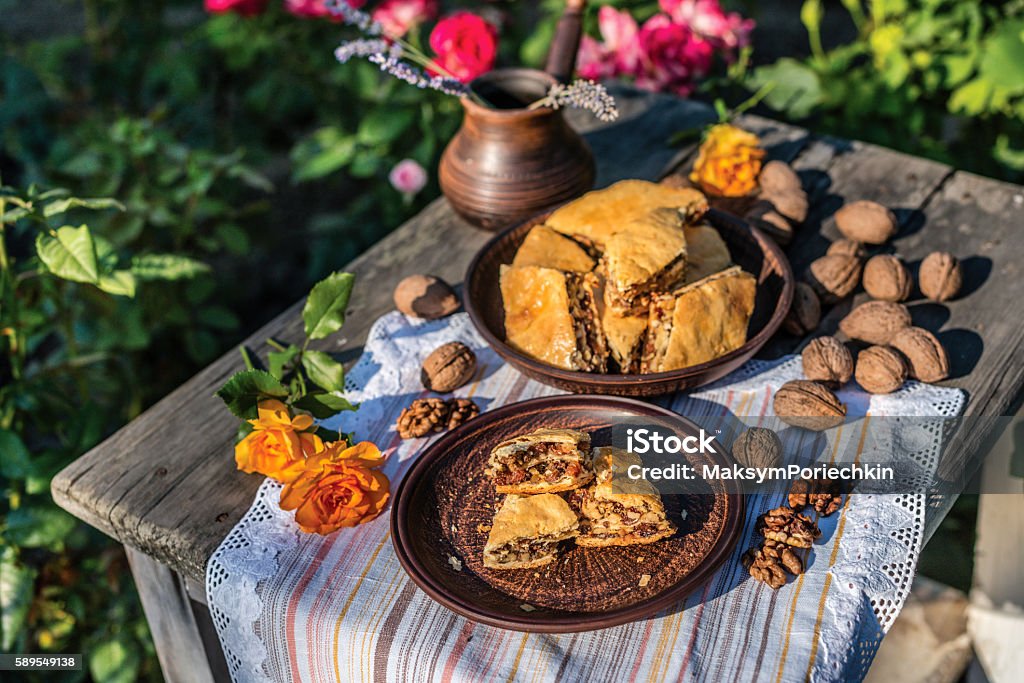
[291,128,358,183]
[357,108,415,146]
[800,0,823,37]
[994,134,1024,171]
[6,505,76,549]
[268,344,301,380]
[293,392,356,419]
[0,430,33,479]
[302,271,356,340]
[215,370,289,419]
[97,270,137,297]
[89,638,140,683]
[949,77,992,115]
[301,351,345,392]
[978,20,1024,93]
[42,197,124,217]
[131,254,211,281]
[1,547,36,651]
[750,59,824,119]
[35,224,100,284]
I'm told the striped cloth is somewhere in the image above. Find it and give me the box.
[206,312,964,683]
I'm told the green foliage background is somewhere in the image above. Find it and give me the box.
[1,0,1018,680]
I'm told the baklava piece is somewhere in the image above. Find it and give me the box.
[485,428,594,494]
[483,494,580,570]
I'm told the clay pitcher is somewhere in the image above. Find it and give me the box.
[439,68,596,231]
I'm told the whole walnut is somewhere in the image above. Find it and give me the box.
[783,282,821,336]
[855,345,908,394]
[421,342,477,393]
[732,427,783,469]
[773,380,847,431]
[802,336,854,386]
[890,327,949,383]
[758,160,802,196]
[835,200,898,244]
[919,251,962,302]
[806,254,862,303]
[826,239,867,260]
[745,200,794,246]
[863,254,912,302]
[764,189,809,224]
[839,301,911,345]
[394,274,459,319]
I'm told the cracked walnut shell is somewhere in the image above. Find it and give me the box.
[421,342,477,393]
[773,380,847,431]
[826,239,866,260]
[889,326,949,383]
[806,254,862,303]
[802,336,854,386]
[919,251,962,302]
[863,254,912,302]
[838,300,911,345]
[855,345,908,394]
[394,274,460,319]
[783,282,821,336]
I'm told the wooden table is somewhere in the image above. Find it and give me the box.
[51,88,1024,682]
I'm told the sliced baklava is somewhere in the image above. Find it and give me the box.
[602,208,688,314]
[483,494,580,570]
[601,307,648,374]
[511,225,596,273]
[500,265,607,373]
[545,179,708,251]
[641,266,756,373]
[569,447,676,547]
[485,428,594,494]
[682,222,733,284]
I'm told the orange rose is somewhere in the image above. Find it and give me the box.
[279,441,390,534]
[235,400,324,483]
[690,123,765,197]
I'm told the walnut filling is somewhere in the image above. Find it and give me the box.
[487,443,589,487]
[569,490,670,536]
[493,459,583,487]
[606,253,688,314]
[640,299,674,373]
[566,274,608,373]
[484,534,571,566]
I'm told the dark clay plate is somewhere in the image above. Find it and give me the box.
[464,208,794,396]
[391,395,744,633]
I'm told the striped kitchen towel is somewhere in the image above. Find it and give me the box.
[207,312,964,683]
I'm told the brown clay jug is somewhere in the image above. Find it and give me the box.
[438,68,595,231]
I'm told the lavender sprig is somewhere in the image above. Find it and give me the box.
[324,0,382,35]
[334,39,390,65]
[528,80,619,122]
[366,51,468,97]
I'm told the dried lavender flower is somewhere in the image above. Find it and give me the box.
[366,52,468,97]
[334,39,390,65]
[325,0,382,36]
[529,80,619,122]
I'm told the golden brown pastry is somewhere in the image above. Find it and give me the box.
[545,179,708,250]
[601,307,648,374]
[602,208,688,314]
[485,428,594,494]
[642,266,756,373]
[483,494,579,569]
[569,447,676,547]
[500,265,607,373]
[682,222,733,284]
[511,225,596,273]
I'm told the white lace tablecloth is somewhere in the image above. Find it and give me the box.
[206,312,964,683]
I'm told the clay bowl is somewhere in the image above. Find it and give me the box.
[391,395,745,632]
[464,208,794,396]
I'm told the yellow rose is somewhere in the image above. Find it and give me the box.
[235,399,324,484]
[690,123,765,197]
[279,441,390,534]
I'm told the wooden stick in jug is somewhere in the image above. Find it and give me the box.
[544,0,588,83]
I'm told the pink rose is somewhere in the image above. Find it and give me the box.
[204,0,269,16]
[372,0,438,38]
[576,7,640,80]
[636,14,713,96]
[659,0,754,50]
[389,159,428,196]
[428,11,498,83]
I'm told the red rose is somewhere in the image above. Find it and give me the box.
[635,13,713,96]
[428,11,498,83]
[204,0,269,16]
